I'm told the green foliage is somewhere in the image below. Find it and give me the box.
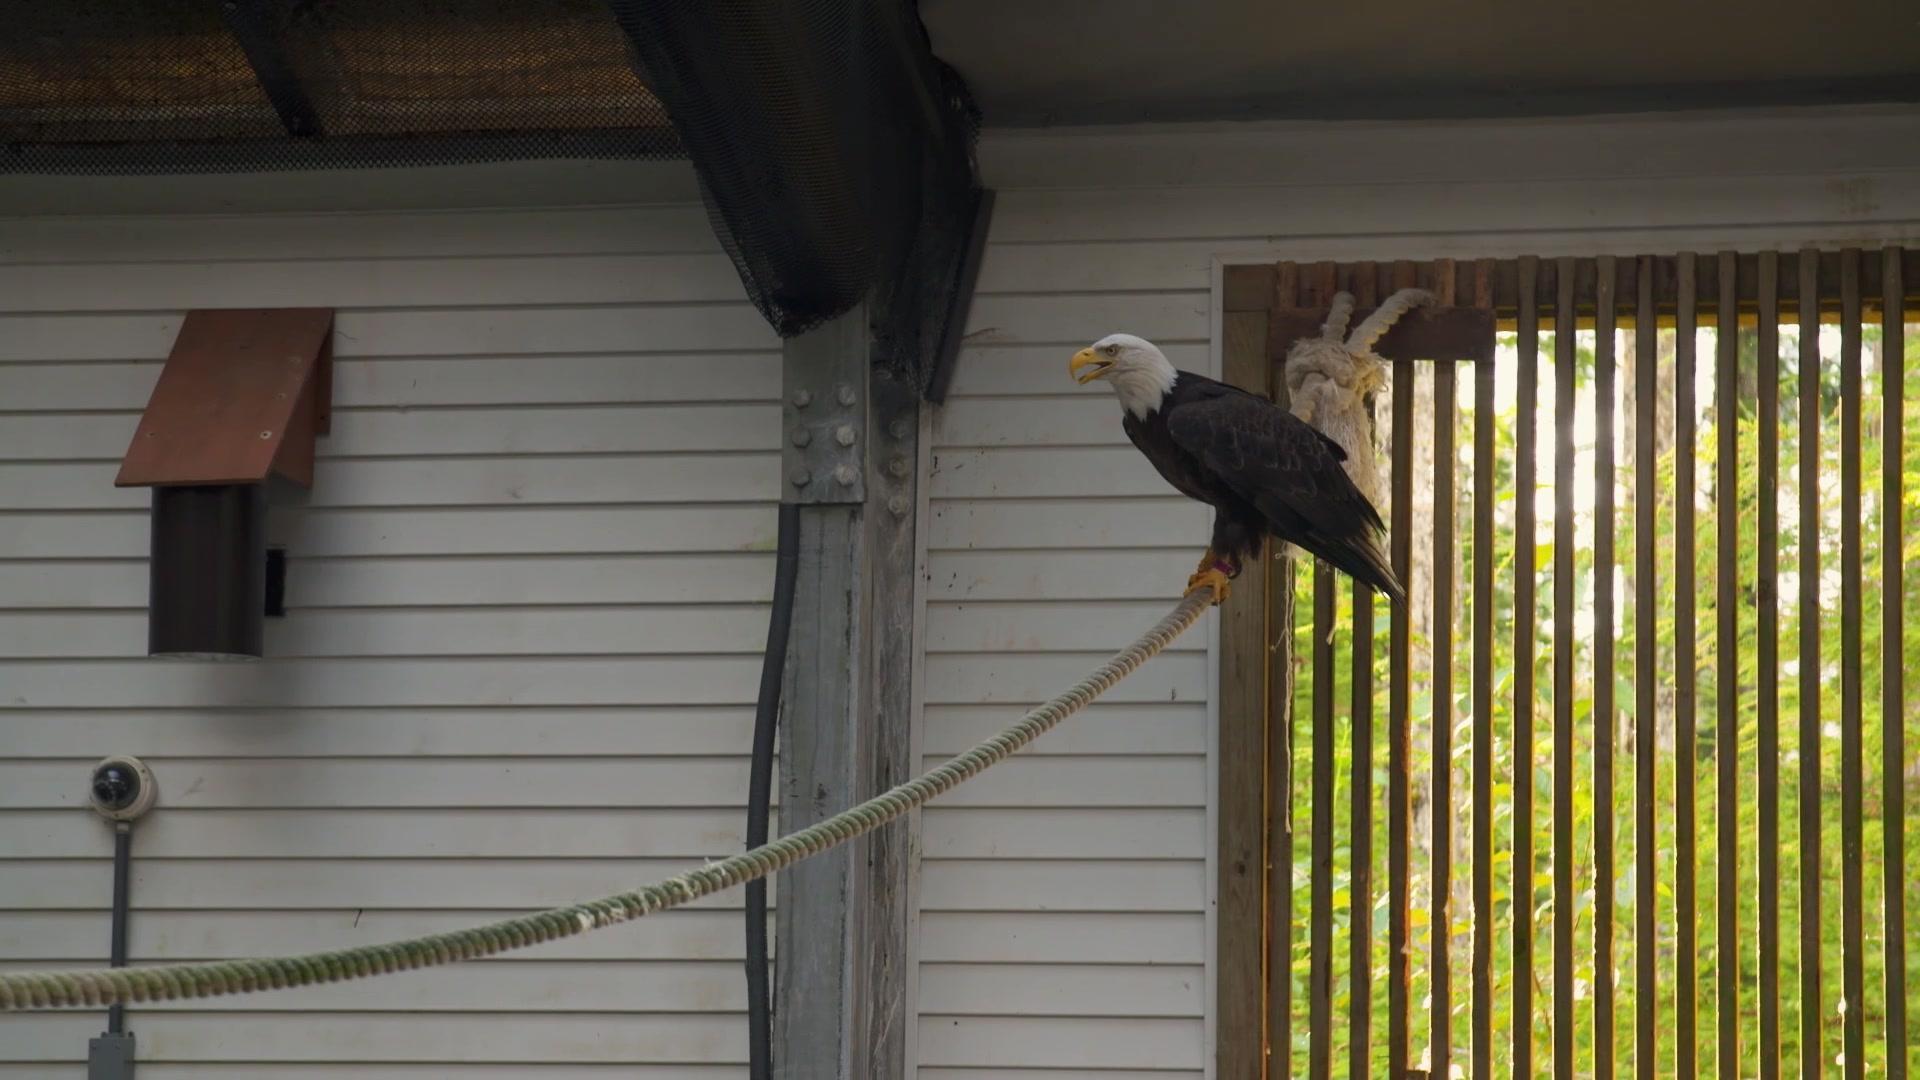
[1273,325,1920,1077]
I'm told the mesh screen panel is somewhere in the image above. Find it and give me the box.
[0,0,678,171]
[2,1,282,144]
[613,0,982,381]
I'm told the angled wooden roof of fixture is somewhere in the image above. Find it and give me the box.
[116,308,334,490]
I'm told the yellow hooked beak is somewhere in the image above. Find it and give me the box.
[1070,347,1111,384]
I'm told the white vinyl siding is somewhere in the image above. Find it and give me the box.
[0,202,779,1076]
[1,105,1915,1080]
[916,224,1215,1080]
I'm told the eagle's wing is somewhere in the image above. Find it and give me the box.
[1163,387,1384,536]
[1163,386,1401,599]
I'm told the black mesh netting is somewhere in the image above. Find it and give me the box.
[0,0,981,392]
[608,0,983,383]
[0,0,681,171]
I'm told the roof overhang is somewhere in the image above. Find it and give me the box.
[921,0,1919,126]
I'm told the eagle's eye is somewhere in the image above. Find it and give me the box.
[1104,344,1120,357]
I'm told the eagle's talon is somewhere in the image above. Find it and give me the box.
[1185,567,1232,605]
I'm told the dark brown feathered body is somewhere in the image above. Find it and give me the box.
[1121,371,1405,604]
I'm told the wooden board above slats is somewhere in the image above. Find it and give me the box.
[1269,306,1496,362]
[1226,247,1920,321]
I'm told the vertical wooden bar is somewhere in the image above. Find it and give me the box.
[1351,465,1377,1074]
[1513,256,1540,1080]
[1309,261,1339,310]
[1268,566,1298,1080]
[1389,350,1416,1080]
[1553,256,1577,1080]
[1268,262,1301,1080]
[1310,562,1336,1080]
[1306,260,1337,1080]
[1633,255,1659,1080]
[1346,250,1376,1071]
[1715,249,1741,1080]
[1432,355,1458,1077]
[1594,255,1619,1080]
[1388,258,1419,1080]
[1347,259,1377,1073]
[1674,252,1700,1080]
[1756,251,1783,1080]
[1881,246,1908,1080]
[1433,257,1458,307]
[1839,247,1865,1080]
[1796,249,1824,1080]
[1217,270,1273,1080]
[1346,245,1379,1079]
[1470,261,1495,1080]
[1353,261,1380,307]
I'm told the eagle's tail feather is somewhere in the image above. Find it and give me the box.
[1305,529,1406,607]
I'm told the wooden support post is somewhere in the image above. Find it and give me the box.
[775,303,918,1080]
[1217,269,1272,1080]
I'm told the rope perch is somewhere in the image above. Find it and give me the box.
[0,586,1217,1011]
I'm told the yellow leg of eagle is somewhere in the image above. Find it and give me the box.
[1185,548,1236,606]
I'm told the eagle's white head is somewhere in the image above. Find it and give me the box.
[1070,333,1178,420]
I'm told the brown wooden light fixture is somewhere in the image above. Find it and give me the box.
[115,309,334,659]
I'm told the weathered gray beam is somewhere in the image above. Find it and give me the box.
[775,304,917,1080]
[775,500,861,1080]
[850,361,918,1079]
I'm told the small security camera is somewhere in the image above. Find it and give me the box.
[88,756,157,822]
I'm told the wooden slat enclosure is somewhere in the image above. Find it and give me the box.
[1219,249,1920,1079]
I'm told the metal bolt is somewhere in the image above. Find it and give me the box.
[789,467,811,488]
[834,425,857,447]
[836,384,857,407]
[791,428,812,447]
[887,494,911,518]
[889,418,912,440]
[833,464,858,486]
[889,456,910,478]
[259,430,273,439]
[792,389,813,408]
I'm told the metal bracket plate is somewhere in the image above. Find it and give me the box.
[782,306,870,505]
[88,1032,135,1080]
[867,366,917,522]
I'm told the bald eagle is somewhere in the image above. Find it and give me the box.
[1071,333,1405,606]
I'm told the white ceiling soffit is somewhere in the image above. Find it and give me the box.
[922,0,1920,125]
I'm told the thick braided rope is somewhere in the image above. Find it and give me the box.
[0,587,1214,1011]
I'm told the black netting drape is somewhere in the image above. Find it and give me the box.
[607,0,982,388]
